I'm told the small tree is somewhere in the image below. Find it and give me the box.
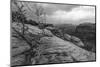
[25,3,47,28]
[25,3,48,61]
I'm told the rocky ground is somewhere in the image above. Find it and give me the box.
[11,22,96,66]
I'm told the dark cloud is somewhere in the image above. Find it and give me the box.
[43,3,78,15]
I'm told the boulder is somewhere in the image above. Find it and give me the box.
[42,29,54,37]
[26,25,54,37]
[71,36,84,47]
[64,34,71,41]
[62,34,84,47]
[71,36,81,42]
[27,25,42,35]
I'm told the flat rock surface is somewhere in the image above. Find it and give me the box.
[40,36,95,61]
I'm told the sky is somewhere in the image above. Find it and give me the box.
[12,1,96,25]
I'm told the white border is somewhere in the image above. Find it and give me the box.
[0,0,100,67]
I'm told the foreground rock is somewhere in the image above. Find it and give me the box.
[11,23,54,66]
[40,36,95,62]
[11,36,30,66]
[11,23,95,66]
[64,34,84,47]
